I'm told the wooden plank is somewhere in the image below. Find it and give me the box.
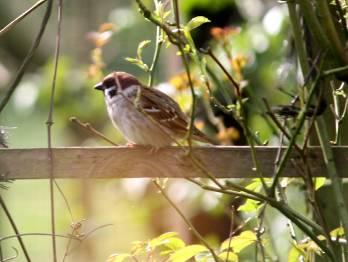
[0,146,347,179]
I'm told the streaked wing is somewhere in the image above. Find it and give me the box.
[139,87,189,135]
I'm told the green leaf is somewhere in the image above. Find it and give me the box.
[245,179,262,191]
[330,227,345,237]
[218,251,238,262]
[149,232,185,251]
[314,177,326,190]
[125,40,151,72]
[237,199,262,212]
[154,1,171,20]
[150,232,178,246]
[107,253,131,262]
[186,16,211,31]
[125,57,140,64]
[220,231,257,254]
[288,245,305,262]
[137,40,151,61]
[238,179,266,213]
[130,240,147,255]
[170,245,208,262]
[194,251,213,261]
[125,57,149,72]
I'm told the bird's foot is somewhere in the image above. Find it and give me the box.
[126,143,160,154]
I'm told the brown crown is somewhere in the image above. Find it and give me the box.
[105,71,140,90]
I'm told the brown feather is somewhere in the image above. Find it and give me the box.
[139,86,216,144]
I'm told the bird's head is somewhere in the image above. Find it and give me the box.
[94,71,140,98]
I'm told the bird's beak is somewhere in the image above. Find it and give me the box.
[94,82,104,91]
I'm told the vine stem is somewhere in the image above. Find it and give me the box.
[147,0,163,87]
[204,49,268,192]
[0,196,31,261]
[170,0,197,149]
[153,180,221,262]
[70,117,118,146]
[286,1,309,105]
[315,117,348,257]
[269,71,322,196]
[288,1,347,259]
[188,179,335,260]
[316,0,348,64]
[0,0,53,114]
[148,25,162,87]
[0,0,48,36]
[133,0,336,259]
[46,0,63,260]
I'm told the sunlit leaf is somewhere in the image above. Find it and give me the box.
[238,179,266,212]
[237,198,262,212]
[330,227,345,238]
[220,231,257,253]
[131,240,147,255]
[150,232,178,245]
[125,57,140,64]
[287,245,305,262]
[170,245,208,262]
[245,179,262,191]
[125,40,151,72]
[125,57,149,72]
[137,40,151,61]
[106,253,131,262]
[194,251,213,261]
[149,232,185,251]
[314,177,326,190]
[186,16,211,31]
[218,251,238,262]
[154,1,171,20]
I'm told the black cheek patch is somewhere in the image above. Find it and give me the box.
[108,89,117,98]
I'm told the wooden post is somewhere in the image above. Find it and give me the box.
[0,146,347,179]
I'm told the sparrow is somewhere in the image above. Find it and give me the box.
[94,71,215,147]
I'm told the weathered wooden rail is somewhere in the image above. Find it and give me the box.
[1,146,347,179]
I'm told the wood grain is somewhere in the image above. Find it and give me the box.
[0,146,347,180]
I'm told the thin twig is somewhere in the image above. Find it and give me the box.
[0,0,53,113]
[148,24,163,87]
[203,48,268,191]
[187,178,324,236]
[147,0,163,87]
[262,98,302,153]
[0,0,48,36]
[188,178,334,257]
[202,48,240,97]
[269,71,322,196]
[0,224,112,244]
[69,117,118,146]
[152,180,220,262]
[135,0,179,45]
[225,206,235,262]
[62,223,113,256]
[323,65,348,76]
[46,0,63,260]
[0,196,31,261]
[1,247,18,262]
[315,114,348,257]
[331,84,348,145]
[0,233,80,243]
[170,0,197,149]
[255,205,267,262]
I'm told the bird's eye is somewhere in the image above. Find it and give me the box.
[103,77,116,89]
